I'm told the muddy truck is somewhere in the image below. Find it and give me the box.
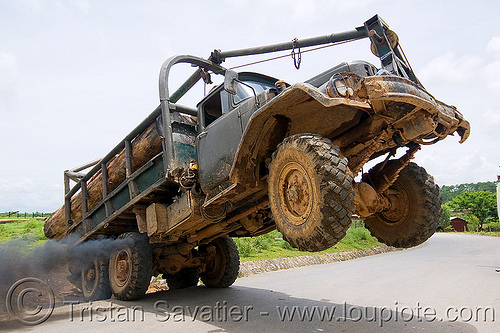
[44,15,469,301]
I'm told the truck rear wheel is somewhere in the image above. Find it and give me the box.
[268,134,354,252]
[165,268,199,289]
[364,162,441,248]
[81,256,112,301]
[199,236,239,288]
[109,232,152,300]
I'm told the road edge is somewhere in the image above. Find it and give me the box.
[239,245,400,277]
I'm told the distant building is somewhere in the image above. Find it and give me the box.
[450,217,468,232]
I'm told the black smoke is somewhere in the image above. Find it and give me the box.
[0,235,132,314]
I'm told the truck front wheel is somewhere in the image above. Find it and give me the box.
[268,134,354,252]
[199,236,239,288]
[364,162,441,248]
[109,232,153,300]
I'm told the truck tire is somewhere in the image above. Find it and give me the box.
[268,134,354,252]
[165,268,199,289]
[81,256,112,301]
[109,232,153,301]
[199,236,239,288]
[364,162,441,248]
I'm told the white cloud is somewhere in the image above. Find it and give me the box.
[480,108,500,127]
[486,36,500,57]
[19,0,44,12]
[0,52,18,90]
[292,0,316,20]
[483,59,500,92]
[415,147,499,186]
[0,179,62,213]
[0,179,35,193]
[72,0,90,13]
[419,52,483,86]
[0,52,19,110]
[19,0,90,13]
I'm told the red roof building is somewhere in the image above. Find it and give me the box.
[450,217,468,232]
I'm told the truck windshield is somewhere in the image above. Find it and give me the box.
[234,80,275,104]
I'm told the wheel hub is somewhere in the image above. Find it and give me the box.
[286,184,300,203]
[86,268,95,280]
[279,162,313,225]
[82,261,98,296]
[117,260,129,274]
[381,187,410,223]
[113,250,131,287]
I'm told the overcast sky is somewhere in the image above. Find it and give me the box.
[1,0,499,212]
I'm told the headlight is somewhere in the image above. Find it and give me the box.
[334,79,353,97]
[325,73,360,98]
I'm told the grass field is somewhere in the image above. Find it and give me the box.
[0,218,47,248]
[465,231,500,237]
[233,226,383,262]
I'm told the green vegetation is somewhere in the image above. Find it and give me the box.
[481,221,500,232]
[233,224,382,262]
[439,204,452,229]
[441,190,498,231]
[0,212,50,218]
[467,231,500,237]
[438,180,499,233]
[439,181,496,203]
[0,218,47,248]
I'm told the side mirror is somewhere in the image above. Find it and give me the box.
[224,70,238,95]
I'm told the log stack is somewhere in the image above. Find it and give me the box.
[44,123,163,240]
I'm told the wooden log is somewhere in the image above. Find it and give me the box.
[0,219,29,224]
[44,122,163,240]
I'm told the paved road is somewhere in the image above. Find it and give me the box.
[2,233,499,332]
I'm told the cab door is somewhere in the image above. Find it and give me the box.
[196,87,242,192]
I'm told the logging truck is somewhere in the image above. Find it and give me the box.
[44,15,470,301]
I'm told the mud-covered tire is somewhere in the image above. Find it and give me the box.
[165,268,199,290]
[268,134,354,252]
[364,162,441,248]
[109,232,152,301]
[81,256,112,301]
[199,236,239,288]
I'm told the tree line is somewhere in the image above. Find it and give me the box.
[440,181,497,203]
[439,181,498,231]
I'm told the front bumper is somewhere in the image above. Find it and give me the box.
[361,76,470,145]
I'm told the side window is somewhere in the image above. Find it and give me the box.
[203,87,231,127]
[220,90,230,115]
[232,80,275,105]
[233,82,254,104]
[201,78,275,127]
